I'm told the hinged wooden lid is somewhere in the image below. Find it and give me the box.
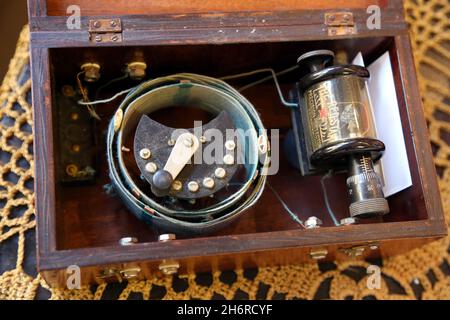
[28,0,407,47]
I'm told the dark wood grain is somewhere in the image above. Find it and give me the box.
[45,0,390,16]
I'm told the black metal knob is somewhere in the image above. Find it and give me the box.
[297,49,335,74]
[152,170,173,190]
[346,153,389,218]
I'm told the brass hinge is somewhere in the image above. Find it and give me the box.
[324,12,356,36]
[88,18,123,43]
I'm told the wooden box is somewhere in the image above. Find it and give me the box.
[28,0,447,287]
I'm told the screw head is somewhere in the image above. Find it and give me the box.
[110,20,117,27]
[70,112,79,121]
[62,85,75,97]
[183,136,194,147]
[158,234,176,242]
[139,148,151,159]
[145,162,157,174]
[305,216,323,229]
[71,144,81,153]
[94,35,102,42]
[171,180,183,191]
[93,20,101,28]
[328,14,335,22]
[188,181,199,192]
[119,237,138,246]
[215,167,226,179]
[203,177,215,189]
[65,164,79,177]
[340,217,356,226]
[111,35,119,42]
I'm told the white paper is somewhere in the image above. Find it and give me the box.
[353,51,413,196]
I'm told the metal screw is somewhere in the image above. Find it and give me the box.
[328,14,335,22]
[66,164,79,177]
[93,20,101,28]
[119,237,138,246]
[203,177,215,189]
[188,181,199,192]
[369,244,379,250]
[94,35,102,42]
[171,180,182,191]
[139,148,151,159]
[110,20,117,28]
[223,154,234,165]
[71,144,81,153]
[145,162,157,174]
[159,260,180,276]
[310,248,328,260]
[158,234,176,242]
[62,85,75,97]
[340,217,356,226]
[215,167,226,179]
[305,216,323,229]
[120,267,141,279]
[343,14,350,22]
[70,112,79,121]
[183,136,194,148]
[111,35,119,42]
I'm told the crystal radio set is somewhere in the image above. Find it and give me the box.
[58,48,400,235]
[28,0,446,286]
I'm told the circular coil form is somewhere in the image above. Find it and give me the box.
[107,74,269,234]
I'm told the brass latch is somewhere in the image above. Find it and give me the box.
[88,18,123,43]
[324,12,356,36]
[339,243,379,257]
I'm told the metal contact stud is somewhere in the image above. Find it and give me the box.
[225,140,236,151]
[139,148,151,159]
[214,167,226,179]
[188,181,199,192]
[203,177,215,189]
[223,154,234,165]
[145,162,157,174]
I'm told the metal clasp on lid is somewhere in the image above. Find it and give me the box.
[88,18,123,43]
[325,12,356,36]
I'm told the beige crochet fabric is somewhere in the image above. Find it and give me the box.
[0,0,449,300]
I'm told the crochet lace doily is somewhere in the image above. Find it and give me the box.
[0,0,449,300]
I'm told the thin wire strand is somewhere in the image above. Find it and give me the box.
[238,65,299,93]
[76,71,101,120]
[95,74,129,100]
[266,182,305,228]
[320,170,340,226]
[219,67,298,108]
[78,88,134,106]
[76,66,299,108]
